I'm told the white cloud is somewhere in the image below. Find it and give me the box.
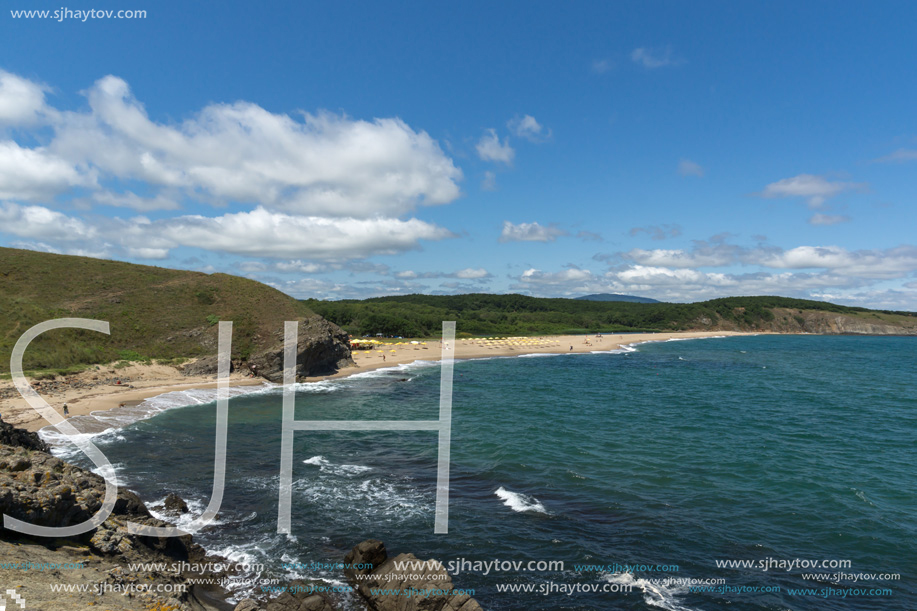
[623,246,737,268]
[144,207,454,259]
[507,115,549,142]
[499,221,567,243]
[0,203,453,260]
[759,174,864,208]
[0,70,49,125]
[455,267,490,279]
[518,267,595,289]
[677,158,704,177]
[0,202,98,241]
[394,267,491,280]
[808,213,851,226]
[757,245,917,278]
[0,141,93,200]
[41,74,462,217]
[476,128,514,164]
[631,47,684,69]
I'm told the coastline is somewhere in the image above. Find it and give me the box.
[0,330,757,434]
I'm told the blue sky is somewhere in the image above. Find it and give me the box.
[2,1,917,307]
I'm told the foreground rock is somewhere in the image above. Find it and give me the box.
[248,315,354,383]
[344,540,482,611]
[0,414,232,610]
[0,414,50,452]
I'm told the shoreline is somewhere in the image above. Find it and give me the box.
[0,331,758,434]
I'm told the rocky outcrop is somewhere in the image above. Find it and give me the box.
[344,540,483,611]
[0,422,237,610]
[0,441,201,562]
[181,354,236,377]
[693,308,917,335]
[248,315,354,383]
[0,414,50,452]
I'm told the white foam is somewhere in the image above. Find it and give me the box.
[38,382,277,449]
[517,353,562,358]
[495,486,548,514]
[146,496,227,529]
[303,455,372,476]
[605,572,698,611]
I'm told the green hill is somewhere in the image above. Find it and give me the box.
[304,293,917,338]
[0,247,313,373]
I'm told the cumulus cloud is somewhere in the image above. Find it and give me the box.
[499,221,567,243]
[141,208,454,259]
[518,267,595,289]
[0,141,94,200]
[0,70,50,125]
[476,128,514,164]
[0,70,468,263]
[623,245,739,268]
[0,203,453,260]
[677,158,704,177]
[0,202,98,241]
[630,46,684,69]
[759,174,864,208]
[507,115,550,142]
[44,75,463,217]
[618,240,917,280]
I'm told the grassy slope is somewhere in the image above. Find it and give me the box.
[304,293,917,338]
[0,247,312,372]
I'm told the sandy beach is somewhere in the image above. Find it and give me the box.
[0,331,754,432]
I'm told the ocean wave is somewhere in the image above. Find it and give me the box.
[303,455,373,476]
[605,572,698,611]
[517,353,562,358]
[495,486,548,514]
[146,496,228,530]
[39,382,277,449]
[344,360,439,380]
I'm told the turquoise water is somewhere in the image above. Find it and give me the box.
[53,336,916,610]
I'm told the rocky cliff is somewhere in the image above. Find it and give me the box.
[694,308,917,335]
[247,315,355,382]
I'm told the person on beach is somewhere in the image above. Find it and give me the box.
[62,403,69,417]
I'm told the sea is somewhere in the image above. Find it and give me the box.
[41,335,916,611]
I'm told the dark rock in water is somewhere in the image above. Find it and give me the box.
[249,315,354,383]
[164,492,189,514]
[345,539,483,611]
[0,414,50,452]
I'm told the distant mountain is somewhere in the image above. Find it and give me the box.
[576,293,660,304]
